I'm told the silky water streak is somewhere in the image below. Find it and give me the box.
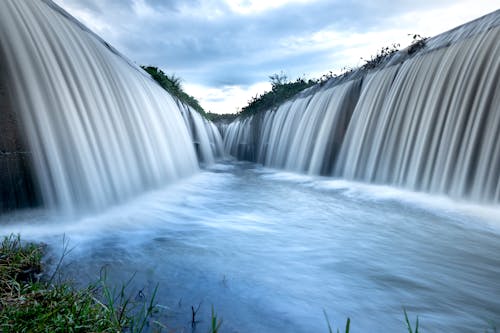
[0,0,225,214]
[224,10,500,204]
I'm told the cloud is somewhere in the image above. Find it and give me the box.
[184,81,272,114]
[53,0,500,113]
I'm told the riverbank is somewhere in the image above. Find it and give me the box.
[0,234,161,332]
[0,234,416,333]
[1,233,486,333]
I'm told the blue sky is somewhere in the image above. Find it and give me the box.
[53,0,499,114]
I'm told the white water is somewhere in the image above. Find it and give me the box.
[178,101,224,164]
[1,2,499,332]
[0,0,222,215]
[2,161,499,332]
[224,10,500,204]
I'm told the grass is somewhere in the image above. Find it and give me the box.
[0,234,161,333]
[404,308,419,333]
[141,66,208,118]
[210,305,223,333]
[324,309,350,333]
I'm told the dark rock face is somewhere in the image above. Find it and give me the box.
[0,63,39,212]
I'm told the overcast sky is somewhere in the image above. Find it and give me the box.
[53,0,498,114]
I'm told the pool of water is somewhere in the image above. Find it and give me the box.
[2,161,500,332]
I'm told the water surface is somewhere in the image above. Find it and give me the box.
[2,161,500,332]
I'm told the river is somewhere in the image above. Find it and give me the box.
[2,160,499,332]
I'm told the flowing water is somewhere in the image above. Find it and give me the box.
[224,10,500,204]
[1,2,499,332]
[0,0,222,215]
[2,161,499,333]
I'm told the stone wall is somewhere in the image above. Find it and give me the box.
[0,62,39,211]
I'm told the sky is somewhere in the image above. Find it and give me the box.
[53,0,499,114]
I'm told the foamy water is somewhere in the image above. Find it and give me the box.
[2,161,499,332]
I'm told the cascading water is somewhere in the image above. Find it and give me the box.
[0,0,222,214]
[336,26,500,203]
[224,9,500,204]
[177,101,224,165]
[0,3,499,332]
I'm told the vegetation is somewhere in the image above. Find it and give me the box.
[229,34,429,120]
[238,71,317,117]
[141,65,208,117]
[407,34,429,55]
[0,234,161,333]
[141,35,430,123]
[210,306,223,333]
[205,111,239,123]
[404,308,419,333]
[359,42,400,70]
[324,310,350,333]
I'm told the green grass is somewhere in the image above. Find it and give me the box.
[210,305,223,333]
[0,234,161,333]
[324,309,350,333]
[0,234,43,292]
[404,308,419,333]
[141,65,208,117]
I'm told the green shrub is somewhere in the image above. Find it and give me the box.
[141,65,208,117]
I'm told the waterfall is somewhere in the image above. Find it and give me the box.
[0,0,222,214]
[177,101,224,165]
[224,10,500,204]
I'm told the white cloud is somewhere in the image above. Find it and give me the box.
[131,0,160,19]
[392,1,500,37]
[225,0,315,15]
[56,2,109,34]
[52,0,500,114]
[184,82,271,114]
